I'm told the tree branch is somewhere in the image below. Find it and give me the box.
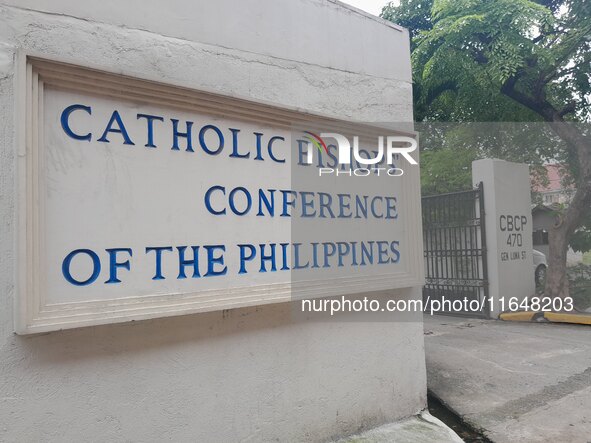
[559,101,577,117]
[500,74,547,117]
[500,75,591,180]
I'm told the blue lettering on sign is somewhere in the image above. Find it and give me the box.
[176,246,201,279]
[267,136,285,163]
[337,242,350,266]
[137,114,164,148]
[59,104,293,163]
[229,128,249,159]
[322,243,336,268]
[292,243,309,270]
[228,187,252,216]
[145,246,173,279]
[105,248,133,283]
[199,125,224,155]
[97,110,135,145]
[61,104,92,141]
[238,244,256,274]
[57,103,405,288]
[62,249,101,286]
[204,186,226,215]
[253,132,264,161]
[204,245,227,277]
[171,119,193,151]
[61,240,402,285]
[259,244,277,272]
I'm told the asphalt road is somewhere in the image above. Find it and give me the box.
[424,315,591,443]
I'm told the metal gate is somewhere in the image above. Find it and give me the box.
[422,183,489,317]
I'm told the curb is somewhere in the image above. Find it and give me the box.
[499,311,591,325]
[544,312,591,325]
[498,311,538,322]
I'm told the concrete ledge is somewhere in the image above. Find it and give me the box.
[499,310,591,325]
[334,411,464,443]
[544,312,591,325]
[499,311,538,322]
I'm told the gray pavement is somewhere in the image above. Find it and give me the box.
[335,411,463,443]
[424,315,591,443]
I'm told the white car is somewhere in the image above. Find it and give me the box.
[533,249,548,286]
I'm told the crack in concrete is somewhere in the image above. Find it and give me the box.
[1,4,412,84]
[435,343,547,376]
[483,366,591,422]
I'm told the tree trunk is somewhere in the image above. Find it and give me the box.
[544,180,591,304]
[545,222,570,300]
[542,122,591,304]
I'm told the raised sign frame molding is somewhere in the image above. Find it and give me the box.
[15,53,424,334]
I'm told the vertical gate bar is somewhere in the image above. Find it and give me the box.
[444,196,450,285]
[461,195,466,281]
[429,199,435,292]
[434,198,440,296]
[464,195,470,281]
[453,195,461,278]
[470,192,476,284]
[426,200,432,290]
[478,182,490,317]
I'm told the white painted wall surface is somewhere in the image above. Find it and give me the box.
[0,1,425,441]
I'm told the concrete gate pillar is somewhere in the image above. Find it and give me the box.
[472,159,535,318]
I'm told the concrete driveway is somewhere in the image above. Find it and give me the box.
[424,315,591,443]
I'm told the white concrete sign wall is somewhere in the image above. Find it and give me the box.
[0,1,426,441]
[15,57,422,334]
[473,159,535,317]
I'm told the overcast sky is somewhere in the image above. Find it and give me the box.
[340,0,397,17]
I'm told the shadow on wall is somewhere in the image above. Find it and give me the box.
[11,302,297,365]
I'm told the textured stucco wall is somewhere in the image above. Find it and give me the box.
[0,1,426,441]
[473,159,535,318]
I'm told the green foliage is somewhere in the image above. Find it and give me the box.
[382,0,435,41]
[416,121,562,194]
[382,0,591,254]
[420,146,477,195]
[382,0,591,122]
[567,263,591,309]
[570,213,591,254]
